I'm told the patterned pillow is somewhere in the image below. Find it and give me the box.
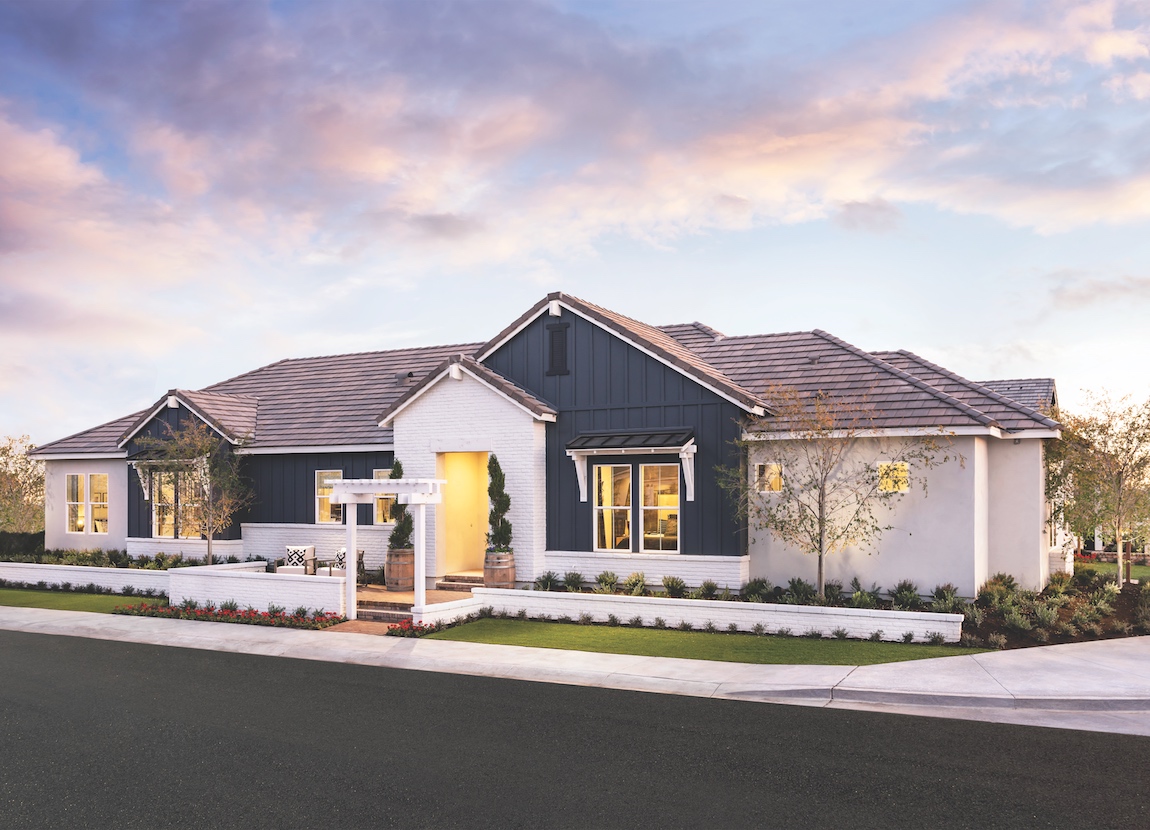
[285,547,307,567]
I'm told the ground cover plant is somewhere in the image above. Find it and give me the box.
[0,548,242,569]
[426,618,988,665]
[0,576,165,598]
[113,600,343,629]
[0,587,154,614]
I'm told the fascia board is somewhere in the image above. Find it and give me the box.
[378,366,451,427]
[235,444,395,456]
[459,364,557,422]
[742,425,1003,441]
[117,395,238,448]
[30,452,128,460]
[479,299,764,416]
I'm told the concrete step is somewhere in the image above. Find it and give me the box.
[435,580,481,592]
[355,607,412,623]
[442,573,485,585]
[358,598,413,611]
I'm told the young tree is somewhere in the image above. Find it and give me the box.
[134,420,252,564]
[387,460,413,550]
[723,388,960,598]
[1049,393,1150,584]
[487,454,512,551]
[0,435,44,533]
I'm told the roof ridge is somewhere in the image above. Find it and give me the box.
[811,330,1001,429]
[181,387,259,401]
[891,350,1059,429]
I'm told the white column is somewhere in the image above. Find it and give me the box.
[413,501,426,611]
[345,502,358,621]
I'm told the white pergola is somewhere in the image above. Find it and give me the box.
[330,478,445,620]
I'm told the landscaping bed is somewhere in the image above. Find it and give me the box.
[113,600,344,629]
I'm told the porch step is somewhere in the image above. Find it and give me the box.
[355,606,412,624]
[435,579,483,592]
[358,598,414,611]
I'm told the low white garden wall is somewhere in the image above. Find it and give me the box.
[168,566,345,615]
[0,562,170,594]
[542,551,749,589]
[126,538,246,561]
[415,587,963,643]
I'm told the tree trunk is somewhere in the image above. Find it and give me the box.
[817,493,826,598]
[205,489,214,566]
[1115,522,1123,587]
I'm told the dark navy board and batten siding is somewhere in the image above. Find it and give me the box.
[125,404,394,537]
[484,309,746,557]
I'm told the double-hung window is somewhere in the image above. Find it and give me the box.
[66,473,109,535]
[152,472,200,539]
[316,470,343,523]
[373,468,397,524]
[593,462,680,553]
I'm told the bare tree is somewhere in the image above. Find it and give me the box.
[0,435,44,534]
[1049,393,1150,584]
[135,420,252,564]
[723,388,960,598]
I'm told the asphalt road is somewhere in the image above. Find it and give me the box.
[0,630,1146,830]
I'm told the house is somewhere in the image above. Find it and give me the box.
[31,292,1063,596]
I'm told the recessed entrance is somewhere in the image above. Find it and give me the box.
[437,452,489,576]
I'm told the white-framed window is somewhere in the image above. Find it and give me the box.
[640,464,679,552]
[66,474,85,533]
[593,464,631,551]
[316,470,343,524]
[878,462,909,493]
[152,472,200,539]
[66,473,110,535]
[755,463,783,493]
[373,468,397,524]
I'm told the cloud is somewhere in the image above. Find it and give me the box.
[1048,270,1150,308]
[833,198,901,232]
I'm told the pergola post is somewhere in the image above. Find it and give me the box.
[345,503,358,620]
[412,501,426,610]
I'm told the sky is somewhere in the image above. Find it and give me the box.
[2,0,1149,447]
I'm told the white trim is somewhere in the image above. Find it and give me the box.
[116,395,241,449]
[567,440,696,502]
[235,444,393,455]
[31,452,127,460]
[744,425,995,441]
[379,363,557,426]
[476,299,766,416]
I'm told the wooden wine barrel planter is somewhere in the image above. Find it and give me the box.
[484,550,516,589]
[384,548,415,591]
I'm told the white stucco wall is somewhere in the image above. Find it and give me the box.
[748,436,986,597]
[43,459,129,551]
[392,372,548,584]
[125,538,246,562]
[239,523,392,570]
[543,551,749,589]
[987,438,1048,590]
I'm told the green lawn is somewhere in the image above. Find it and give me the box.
[1076,561,1150,582]
[427,619,990,665]
[0,588,157,614]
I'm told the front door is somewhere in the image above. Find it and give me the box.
[437,452,489,575]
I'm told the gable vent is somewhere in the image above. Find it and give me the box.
[547,323,570,376]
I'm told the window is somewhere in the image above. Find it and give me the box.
[373,468,397,524]
[640,464,678,552]
[316,470,343,523]
[66,474,85,533]
[66,473,110,535]
[878,462,909,493]
[152,472,200,539]
[546,323,570,375]
[755,463,783,493]
[593,465,631,551]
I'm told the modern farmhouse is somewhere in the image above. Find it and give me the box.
[32,293,1064,596]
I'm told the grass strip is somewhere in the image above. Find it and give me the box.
[427,618,990,665]
[1077,561,1150,582]
[0,588,154,614]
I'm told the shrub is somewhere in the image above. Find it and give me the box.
[740,578,771,602]
[963,605,985,629]
[1072,566,1101,591]
[535,571,561,591]
[622,572,647,596]
[629,616,644,627]
[677,620,693,631]
[776,627,793,637]
[516,608,528,620]
[890,580,923,611]
[832,627,848,640]
[901,631,915,643]
[1003,607,1033,632]
[698,580,718,600]
[562,571,584,593]
[1033,603,1058,628]
[718,586,733,602]
[1112,620,1133,636]
[987,632,1007,649]
[803,628,823,639]
[926,631,946,646]
[785,578,817,605]
[1082,621,1104,637]
[727,622,738,633]
[1033,628,1049,643]
[594,571,618,594]
[703,620,717,633]
[959,632,983,647]
[1045,570,1073,597]
[606,614,620,627]
[653,617,666,629]
[292,606,309,618]
[578,612,594,626]
[661,575,687,598]
[557,614,572,624]
[385,618,438,637]
[180,598,199,610]
[868,630,883,642]
[752,623,766,635]
[849,578,881,609]
[220,599,239,612]
[477,606,494,618]
[821,580,845,606]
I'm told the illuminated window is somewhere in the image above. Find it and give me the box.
[640,464,678,552]
[89,474,109,534]
[373,468,397,524]
[152,472,200,539]
[66,474,85,533]
[755,463,783,493]
[593,465,631,551]
[316,470,343,524]
[878,462,909,493]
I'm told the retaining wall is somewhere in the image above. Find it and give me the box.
[0,562,170,594]
[168,565,345,615]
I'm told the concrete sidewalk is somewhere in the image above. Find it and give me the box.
[2,606,1148,736]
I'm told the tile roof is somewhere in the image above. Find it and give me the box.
[874,352,1059,432]
[118,389,260,447]
[31,411,143,457]
[378,354,557,425]
[657,322,725,351]
[978,378,1058,413]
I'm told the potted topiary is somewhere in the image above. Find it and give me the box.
[384,460,414,591]
[483,454,516,589]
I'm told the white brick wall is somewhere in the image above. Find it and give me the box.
[0,562,170,594]
[126,538,246,562]
[239,523,391,571]
[450,588,962,642]
[393,372,548,583]
[168,567,345,615]
[542,551,750,590]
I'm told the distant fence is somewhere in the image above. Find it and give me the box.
[0,531,45,558]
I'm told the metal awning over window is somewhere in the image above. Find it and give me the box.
[565,429,697,502]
